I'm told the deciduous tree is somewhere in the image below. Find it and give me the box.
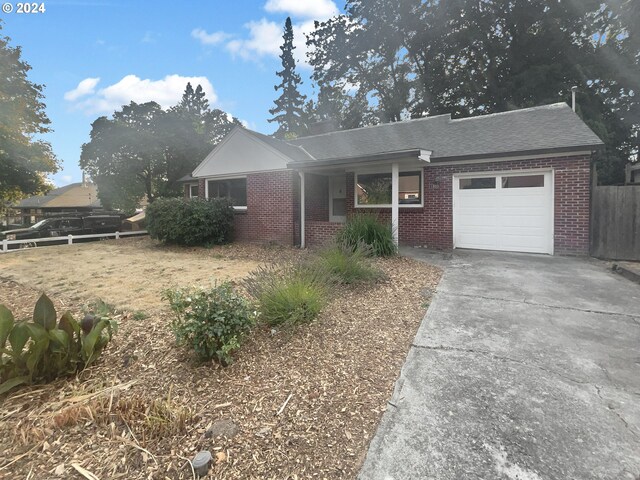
[0,23,58,204]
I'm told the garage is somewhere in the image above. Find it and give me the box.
[453,170,553,254]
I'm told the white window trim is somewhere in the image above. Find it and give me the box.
[205,176,248,210]
[329,175,347,223]
[354,169,424,209]
[188,183,199,198]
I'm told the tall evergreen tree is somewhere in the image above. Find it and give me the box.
[269,17,307,138]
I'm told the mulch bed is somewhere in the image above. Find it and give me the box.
[0,244,441,479]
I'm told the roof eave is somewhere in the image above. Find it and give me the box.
[430,144,603,163]
[288,149,427,170]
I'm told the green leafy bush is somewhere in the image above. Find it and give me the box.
[0,293,116,395]
[244,263,334,327]
[315,242,382,284]
[163,283,256,365]
[146,197,234,246]
[337,213,397,257]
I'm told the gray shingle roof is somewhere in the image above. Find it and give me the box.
[287,103,603,163]
[245,129,314,163]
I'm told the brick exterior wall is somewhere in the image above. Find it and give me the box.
[192,154,591,254]
[305,221,343,246]
[422,155,591,255]
[338,155,591,255]
[230,171,298,245]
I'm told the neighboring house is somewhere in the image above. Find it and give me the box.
[14,182,103,225]
[186,103,603,255]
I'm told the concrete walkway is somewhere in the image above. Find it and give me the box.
[359,249,640,480]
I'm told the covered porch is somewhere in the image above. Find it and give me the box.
[291,149,432,248]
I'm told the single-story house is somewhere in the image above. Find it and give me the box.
[185,102,603,255]
[13,181,103,225]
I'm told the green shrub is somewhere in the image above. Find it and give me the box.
[163,283,256,365]
[146,197,234,246]
[0,293,116,395]
[244,263,333,327]
[337,214,397,257]
[315,242,382,284]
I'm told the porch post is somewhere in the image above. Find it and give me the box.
[391,162,399,246]
[299,171,306,249]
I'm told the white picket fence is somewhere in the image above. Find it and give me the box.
[1,230,148,253]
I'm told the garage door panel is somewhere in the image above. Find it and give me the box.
[456,196,499,209]
[499,215,549,231]
[454,171,552,254]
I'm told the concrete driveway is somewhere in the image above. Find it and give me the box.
[359,250,640,480]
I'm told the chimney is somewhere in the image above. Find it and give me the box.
[82,171,87,187]
[571,86,578,112]
[308,119,338,136]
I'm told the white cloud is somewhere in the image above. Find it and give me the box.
[226,18,282,60]
[65,74,218,115]
[62,175,73,183]
[264,0,338,20]
[191,28,232,45]
[223,18,315,67]
[64,77,100,101]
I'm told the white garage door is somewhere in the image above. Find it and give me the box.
[453,171,553,254]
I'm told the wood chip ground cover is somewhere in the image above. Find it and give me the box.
[0,238,441,479]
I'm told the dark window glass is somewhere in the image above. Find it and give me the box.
[357,173,392,205]
[190,185,199,197]
[208,178,247,207]
[459,177,496,190]
[399,172,421,204]
[357,171,422,205]
[502,175,544,188]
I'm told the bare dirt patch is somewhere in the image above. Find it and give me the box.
[0,240,441,479]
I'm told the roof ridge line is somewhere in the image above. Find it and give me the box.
[290,113,452,142]
[450,103,568,122]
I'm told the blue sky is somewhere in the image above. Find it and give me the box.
[2,0,340,186]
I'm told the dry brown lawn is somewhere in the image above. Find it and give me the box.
[0,238,441,479]
[0,237,261,313]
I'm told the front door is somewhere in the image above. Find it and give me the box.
[329,175,347,223]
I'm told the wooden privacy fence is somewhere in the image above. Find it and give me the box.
[591,186,640,260]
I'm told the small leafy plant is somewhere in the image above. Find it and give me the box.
[163,283,256,365]
[0,293,116,395]
[337,213,397,257]
[244,263,334,327]
[315,242,382,284]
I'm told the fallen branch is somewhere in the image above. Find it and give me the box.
[275,393,293,416]
[71,463,100,480]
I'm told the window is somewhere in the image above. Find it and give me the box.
[207,178,247,207]
[356,171,422,206]
[189,184,199,198]
[502,175,544,188]
[459,177,496,190]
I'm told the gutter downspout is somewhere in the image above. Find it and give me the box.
[391,163,399,246]
[299,171,305,249]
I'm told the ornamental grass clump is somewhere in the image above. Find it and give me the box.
[0,293,116,395]
[336,213,397,257]
[163,282,256,365]
[315,242,383,285]
[244,263,335,327]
